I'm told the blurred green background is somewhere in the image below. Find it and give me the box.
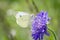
[0,0,60,40]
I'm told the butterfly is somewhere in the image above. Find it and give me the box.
[15,12,34,28]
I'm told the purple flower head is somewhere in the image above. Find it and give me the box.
[31,11,50,40]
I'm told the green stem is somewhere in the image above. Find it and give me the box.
[48,28,57,40]
[32,0,39,13]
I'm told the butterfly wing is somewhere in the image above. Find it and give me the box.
[16,12,31,28]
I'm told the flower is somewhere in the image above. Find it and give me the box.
[31,11,50,40]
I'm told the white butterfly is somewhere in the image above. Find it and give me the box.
[15,12,34,28]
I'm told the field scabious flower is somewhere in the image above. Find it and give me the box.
[31,11,50,40]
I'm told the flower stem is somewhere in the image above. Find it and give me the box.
[32,0,39,13]
[39,37,40,40]
[48,28,57,40]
